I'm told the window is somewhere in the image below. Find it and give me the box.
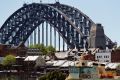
[97,56,98,58]
[104,56,109,58]
[106,60,109,62]
[104,56,106,58]
[97,56,102,58]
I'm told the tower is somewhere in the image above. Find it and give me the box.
[89,24,106,49]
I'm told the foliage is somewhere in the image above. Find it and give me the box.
[39,70,66,80]
[29,44,48,55]
[1,76,16,80]
[35,44,48,55]
[47,45,56,56]
[2,55,16,66]
[38,76,46,80]
[29,44,56,56]
[29,44,35,48]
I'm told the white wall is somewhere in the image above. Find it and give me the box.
[95,52,111,62]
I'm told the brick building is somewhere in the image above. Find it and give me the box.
[83,53,95,61]
[111,49,120,62]
[0,42,27,57]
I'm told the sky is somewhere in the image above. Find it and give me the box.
[0,0,120,46]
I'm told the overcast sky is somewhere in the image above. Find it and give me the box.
[0,0,120,46]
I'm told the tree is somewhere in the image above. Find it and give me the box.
[29,44,35,48]
[38,44,47,55]
[39,70,66,80]
[37,44,48,55]
[29,44,48,55]
[29,44,56,56]
[47,45,56,56]
[2,55,16,66]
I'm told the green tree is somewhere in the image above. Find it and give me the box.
[47,45,56,56]
[2,55,16,66]
[29,44,56,56]
[29,44,35,48]
[37,44,47,55]
[39,70,66,80]
[29,44,48,55]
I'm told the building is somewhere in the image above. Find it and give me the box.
[0,42,27,57]
[111,49,120,62]
[95,50,111,62]
[0,42,44,57]
[24,56,46,67]
[79,49,120,63]
[82,49,120,63]
[83,52,95,61]
[66,55,99,80]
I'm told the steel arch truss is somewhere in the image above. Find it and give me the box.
[0,2,114,49]
[0,3,84,49]
[50,3,114,48]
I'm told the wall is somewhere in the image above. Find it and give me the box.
[0,43,27,57]
[95,52,111,62]
[111,50,120,62]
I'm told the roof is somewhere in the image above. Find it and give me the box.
[55,52,68,59]
[61,61,75,67]
[46,60,79,67]
[87,62,94,67]
[42,56,50,60]
[105,63,120,69]
[88,62,120,69]
[16,56,25,59]
[24,56,39,61]
[46,60,58,65]
[53,60,67,66]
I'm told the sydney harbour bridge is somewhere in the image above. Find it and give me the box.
[0,2,115,51]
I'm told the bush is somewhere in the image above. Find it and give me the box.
[2,55,16,66]
[39,70,66,80]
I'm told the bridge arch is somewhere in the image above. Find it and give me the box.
[0,2,114,50]
[50,3,114,48]
[0,3,84,49]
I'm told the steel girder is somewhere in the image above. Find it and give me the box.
[50,2,115,48]
[0,2,114,49]
[0,3,83,49]
[50,3,94,36]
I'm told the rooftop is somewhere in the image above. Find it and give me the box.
[24,56,39,61]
